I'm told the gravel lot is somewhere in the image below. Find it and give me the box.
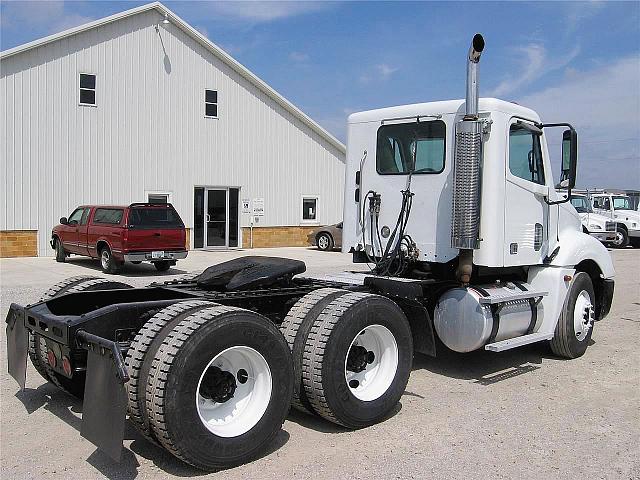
[1,247,638,479]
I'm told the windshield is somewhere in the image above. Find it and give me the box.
[570,196,592,213]
[612,196,632,210]
[128,205,184,229]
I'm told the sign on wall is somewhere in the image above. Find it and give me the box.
[241,199,251,214]
[252,198,265,217]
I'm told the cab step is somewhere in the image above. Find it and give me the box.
[478,288,548,305]
[484,332,554,352]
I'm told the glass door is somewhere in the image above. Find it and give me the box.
[206,189,227,247]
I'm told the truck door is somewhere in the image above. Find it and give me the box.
[61,207,85,254]
[503,119,549,266]
[76,207,91,255]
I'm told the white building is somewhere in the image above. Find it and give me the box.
[0,2,345,257]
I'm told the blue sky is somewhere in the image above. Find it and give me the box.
[1,1,639,189]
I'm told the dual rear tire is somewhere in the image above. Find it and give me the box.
[126,302,293,470]
[280,290,413,428]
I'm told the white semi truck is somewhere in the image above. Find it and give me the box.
[569,194,617,244]
[590,192,640,247]
[6,34,615,470]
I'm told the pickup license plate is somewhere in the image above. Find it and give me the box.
[151,251,164,259]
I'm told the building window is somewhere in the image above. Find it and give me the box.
[148,193,169,204]
[205,89,218,117]
[79,73,96,106]
[302,196,318,222]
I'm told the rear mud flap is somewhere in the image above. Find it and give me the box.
[78,333,129,462]
[6,304,28,390]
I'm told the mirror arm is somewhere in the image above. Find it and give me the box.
[544,190,571,206]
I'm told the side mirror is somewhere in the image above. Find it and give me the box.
[60,217,68,225]
[561,129,577,189]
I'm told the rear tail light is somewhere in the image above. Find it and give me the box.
[46,349,57,368]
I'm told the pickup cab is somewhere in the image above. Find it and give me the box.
[51,203,188,273]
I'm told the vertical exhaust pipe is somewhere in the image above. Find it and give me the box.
[452,34,485,284]
[465,34,485,119]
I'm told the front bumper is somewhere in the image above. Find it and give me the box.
[589,231,617,242]
[123,250,188,262]
[629,229,640,239]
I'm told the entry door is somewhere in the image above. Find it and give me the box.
[503,119,550,266]
[206,190,227,247]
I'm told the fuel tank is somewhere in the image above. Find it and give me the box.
[434,283,544,353]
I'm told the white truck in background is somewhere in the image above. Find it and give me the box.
[591,192,640,247]
[570,194,617,244]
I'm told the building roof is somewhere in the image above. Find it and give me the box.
[0,2,346,155]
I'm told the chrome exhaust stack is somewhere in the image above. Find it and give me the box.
[452,34,485,283]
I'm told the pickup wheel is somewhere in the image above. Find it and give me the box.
[54,237,66,262]
[154,261,171,272]
[31,276,133,397]
[146,305,293,470]
[125,300,215,442]
[301,292,413,428]
[99,246,121,274]
[550,272,595,359]
[280,288,349,414]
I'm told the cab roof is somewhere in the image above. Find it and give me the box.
[348,98,541,124]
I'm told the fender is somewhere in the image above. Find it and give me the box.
[549,228,615,279]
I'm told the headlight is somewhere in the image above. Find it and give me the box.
[589,224,602,230]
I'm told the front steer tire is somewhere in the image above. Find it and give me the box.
[146,305,293,470]
[302,292,413,428]
[550,272,595,359]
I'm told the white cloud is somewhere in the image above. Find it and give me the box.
[1,1,94,35]
[488,43,580,97]
[203,1,334,23]
[518,55,640,189]
[289,51,309,62]
[566,0,605,33]
[359,63,399,84]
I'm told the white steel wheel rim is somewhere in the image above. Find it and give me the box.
[573,290,594,342]
[318,235,329,249]
[101,251,109,269]
[613,231,624,245]
[196,346,272,438]
[344,324,398,401]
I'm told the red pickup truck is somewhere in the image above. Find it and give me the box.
[51,203,188,273]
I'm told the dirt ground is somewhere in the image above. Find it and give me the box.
[1,247,638,479]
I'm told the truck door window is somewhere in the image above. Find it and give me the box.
[376,120,446,174]
[67,208,84,225]
[79,208,90,225]
[509,124,545,185]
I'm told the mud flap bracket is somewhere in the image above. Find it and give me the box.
[77,331,129,462]
[6,304,28,390]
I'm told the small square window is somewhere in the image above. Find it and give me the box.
[79,73,96,106]
[302,197,318,221]
[205,89,218,117]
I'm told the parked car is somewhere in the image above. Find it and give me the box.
[569,194,616,244]
[590,193,640,248]
[51,203,188,273]
[307,222,342,251]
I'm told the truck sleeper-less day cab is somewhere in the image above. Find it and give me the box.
[52,203,188,272]
[590,193,640,248]
[569,194,617,244]
[6,35,614,471]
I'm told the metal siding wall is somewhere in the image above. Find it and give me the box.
[0,11,345,256]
